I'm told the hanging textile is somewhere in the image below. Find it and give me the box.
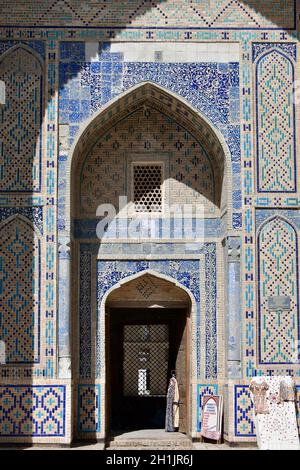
[165,376,180,432]
[249,376,300,450]
[249,380,269,415]
[279,377,295,403]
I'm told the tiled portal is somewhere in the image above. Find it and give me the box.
[0,0,299,445]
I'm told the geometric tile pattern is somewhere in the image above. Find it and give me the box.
[0,38,56,381]
[80,107,216,214]
[255,49,296,192]
[93,254,217,379]
[0,41,45,61]
[234,385,255,437]
[252,42,297,62]
[133,164,163,213]
[196,384,218,432]
[204,245,218,379]
[79,252,92,379]
[0,0,296,29]
[123,62,240,127]
[59,41,240,131]
[78,385,101,433]
[257,216,299,364]
[0,386,65,437]
[80,250,218,379]
[0,216,41,364]
[77,244,218,386]
[95,259,202,377]
[59,42,241,230]
[0,45,43,192]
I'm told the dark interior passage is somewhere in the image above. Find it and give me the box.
[107,308,188,433]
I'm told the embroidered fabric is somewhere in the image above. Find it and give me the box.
[279,378,295,403]
[250,376,300,450]
[249,380,269,415]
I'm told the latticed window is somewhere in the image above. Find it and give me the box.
[133,163,162,212]
[123,324,169,397]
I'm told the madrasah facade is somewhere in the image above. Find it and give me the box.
[0,0,299,447]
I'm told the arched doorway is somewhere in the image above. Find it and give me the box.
[69,82,232,228]
[69,82,232,442]
[105,273,192,435]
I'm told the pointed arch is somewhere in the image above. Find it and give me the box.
[0,212,42,238]
[103,268,195,308]
[97,267,197,379]
[257,215,299,364]
[69,81,232,231]
[0,43,44,68]
[255,49,296,193]
[100,268,195,435]
[0,44,44,192]
[0,214,41,364]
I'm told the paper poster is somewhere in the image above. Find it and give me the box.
[200,395,223,440]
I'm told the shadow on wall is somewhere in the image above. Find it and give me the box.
[0,0,297,445]
[74,104,222,232]
[0,9,227,442]
[0,0,297,31]
[70,81,227,441]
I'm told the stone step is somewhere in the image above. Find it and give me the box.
[107,446,193,450]
[107,439,193,450]
[106,430,193,450]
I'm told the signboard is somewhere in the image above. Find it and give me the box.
[200,395,223,441]
[268,296,291,311]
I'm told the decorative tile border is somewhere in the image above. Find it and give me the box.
[0,1,296,30]
[78,384,101,433]
[0,385,66,437]
[58,42,240,231]
[296,386,300,430]
[196,384,218,432]
[253,44,297,193]
[234,385,255,437]
[78,245,218,380]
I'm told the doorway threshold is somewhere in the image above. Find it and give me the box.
[107,429,192,450]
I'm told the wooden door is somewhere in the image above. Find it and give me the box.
[169,310,188,433]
